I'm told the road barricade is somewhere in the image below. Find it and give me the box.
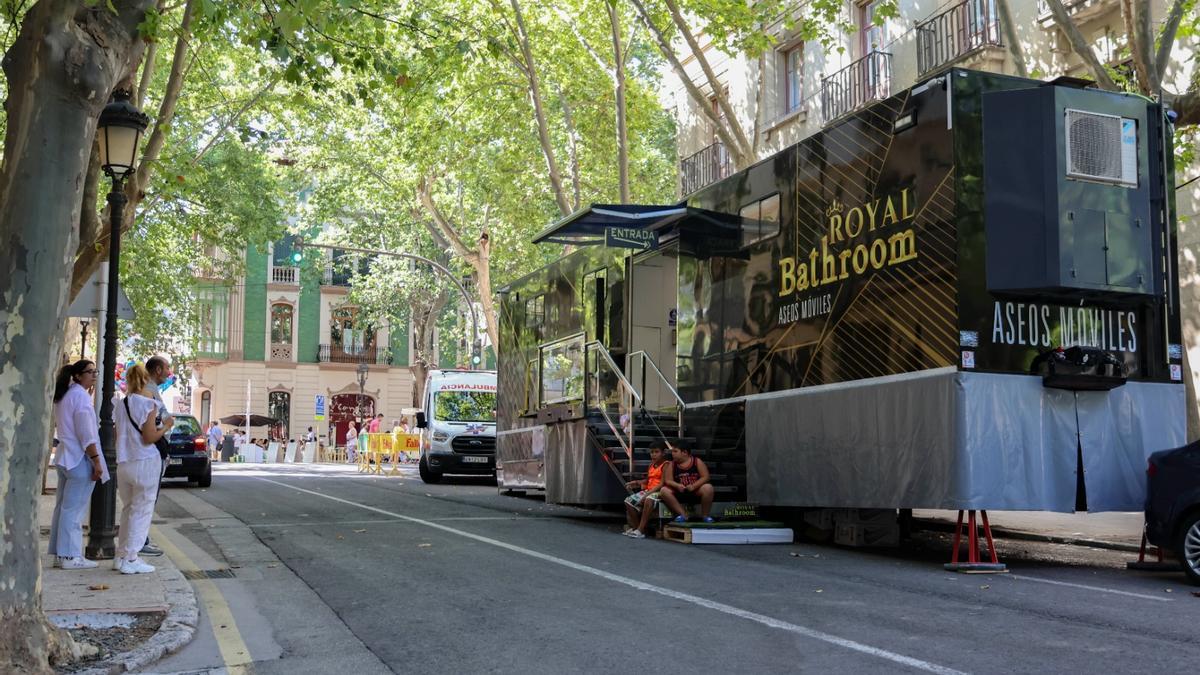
[359,433,420,475]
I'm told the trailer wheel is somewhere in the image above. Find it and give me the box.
[1177,510,1200,586]
[419,456,442,484]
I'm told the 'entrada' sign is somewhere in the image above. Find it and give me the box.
[605,226,658,250]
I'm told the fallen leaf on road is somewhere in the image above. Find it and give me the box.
[789,552,800,557]
[353,529,366,533]
[815,589,823,593]
[418,543,432,548]
[1165,588,1173,593]
[979,585,990,590]
[336,535,345,540]
[267,564,279,568]
[87,584,110,591]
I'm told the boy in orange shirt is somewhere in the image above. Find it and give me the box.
[622,441,669,539]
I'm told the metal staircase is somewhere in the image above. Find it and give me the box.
[583,342,746,501]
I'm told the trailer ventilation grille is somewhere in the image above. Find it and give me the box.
[1064,109,1137,187]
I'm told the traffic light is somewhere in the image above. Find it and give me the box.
[291,237,304,263]
[471,340,482,366]
[291,249,302,264]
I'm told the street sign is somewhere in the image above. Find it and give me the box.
[605,226,658,251]
[315,395,326,420]
[66,268,135,320]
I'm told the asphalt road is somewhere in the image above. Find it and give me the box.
[147,464,1200,675]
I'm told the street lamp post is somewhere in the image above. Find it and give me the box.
[87,90,149,559]
[356,362,370,428]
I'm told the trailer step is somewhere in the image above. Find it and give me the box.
[663,523,793,545]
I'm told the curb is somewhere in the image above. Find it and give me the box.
[914,518,1143,554]
[72,561,199,675]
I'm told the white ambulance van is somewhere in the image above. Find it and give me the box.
[415,369,497,484]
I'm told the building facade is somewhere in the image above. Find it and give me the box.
[662,0,1200,426]
[188,238,420,447]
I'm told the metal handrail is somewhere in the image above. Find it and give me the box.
[583,341,639,472]
[585,341,641,405]
[628,351,685,410]
[627,350,686,445]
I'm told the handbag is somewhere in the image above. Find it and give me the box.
[124,396,171,460]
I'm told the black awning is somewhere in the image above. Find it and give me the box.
[532,204,689,246]
[532,203,748,248]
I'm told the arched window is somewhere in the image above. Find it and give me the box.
[200,391,211,427]
[271,303,293,345]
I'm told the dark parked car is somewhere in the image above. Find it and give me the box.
[1145,441,1200,585]
[163,414,212,487]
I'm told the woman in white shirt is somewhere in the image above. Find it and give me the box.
[345,421,358,463]
[50,360,108,569]
[113,364,173,574]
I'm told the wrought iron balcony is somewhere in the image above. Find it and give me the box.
[679,142,734,196]
[916,0,1003,76]
[821,51,892,122]
[318,344,391,365]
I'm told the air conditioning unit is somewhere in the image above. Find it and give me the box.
[981,83,1159,299]
[1064,109,1138,187]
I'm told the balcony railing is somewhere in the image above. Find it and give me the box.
[916,0,1002,76]
[679,142,734,196]
[821,51,893,122]
[270,343,293,361]
[318,344,391,365]
[270,266,298,285]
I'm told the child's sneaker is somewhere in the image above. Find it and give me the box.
[702,516,715,523]
[673,515,687,523]
[627,530,646,539]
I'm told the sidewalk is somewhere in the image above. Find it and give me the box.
[39,473,198,673]
[913,509,1145,552]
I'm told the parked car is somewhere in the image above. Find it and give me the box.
[162,414,212,487]
[1145,441,1200,585]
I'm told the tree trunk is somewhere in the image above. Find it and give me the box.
[509,0,573,217]
[0,2,151,672]
[68,0,196,303]
[410,289,450,408]
[661,0,753,164]
[1121,0,1156,95]
[559,90,583,212]
[472,232,500,355]
[1045,0,1119,90]
[995,0,1028,77]
[629,0,748,168]
[607,0,630,203]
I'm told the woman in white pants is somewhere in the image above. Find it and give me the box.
[49,360,109,569]
[113,364,173,574]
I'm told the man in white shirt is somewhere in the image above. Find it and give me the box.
[207,422,223,460]
[141,355,172,558]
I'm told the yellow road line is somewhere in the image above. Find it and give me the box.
[152,525,254,670]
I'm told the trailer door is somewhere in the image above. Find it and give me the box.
[628,247,679,409]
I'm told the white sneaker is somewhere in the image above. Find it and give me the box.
[117,559,155,574]
[627,530,646,539]
[59,557,99,570]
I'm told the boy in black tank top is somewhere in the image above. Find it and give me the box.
[658,438,715,523]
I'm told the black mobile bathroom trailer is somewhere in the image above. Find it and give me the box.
[497,68,1184,513]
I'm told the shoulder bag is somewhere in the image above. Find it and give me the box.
[124,396,171,460]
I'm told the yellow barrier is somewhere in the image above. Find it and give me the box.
[359,433,420,476]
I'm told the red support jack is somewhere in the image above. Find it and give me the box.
[944,509,1008,573]
[1126,526,1174,572]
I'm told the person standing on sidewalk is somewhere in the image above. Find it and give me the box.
[113,364,173,574]
[139,355,172,559]
[207,421,223,461]
[49,360,109,569]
